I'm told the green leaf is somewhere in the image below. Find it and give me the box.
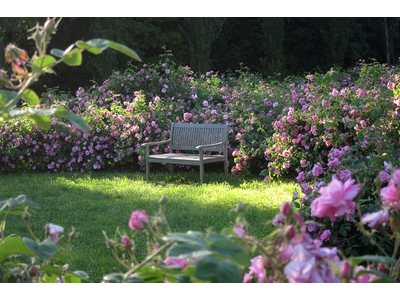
[106,40,141,61]
[76,39,109,55]
[40,265,63,278]
[32,55,56,73]
[220,227,237,237]
[58,111,89,132]
[194,255,243,283]
[64,275,81,283]
[30,115,51,130]
[0,195,40,214]
[210,239,250,267]
[23,238,57,260]
[21,89,40,106]
[206,233,231,243]
[68,270,89,280]
[0,236,35,257]
[44,272,59,283]
[344,247,352,255]
[0,90,18,104]
[167,244,212,259]
[62,49,82,66]
[50,49,64,58]
[162,232,208,247]
[102,273,123,283]
[350,255,397,267]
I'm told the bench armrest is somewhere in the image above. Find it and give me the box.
[196,142,225,151]
[141,139,171,147]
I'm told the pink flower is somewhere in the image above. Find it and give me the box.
[362,210,389,228]
[273,214,285,226]
[264,176,270,183]
[312,164,323,177]
[380,180,400,208]
[236,164,243,171]
[320,230,331,242]
[393,169,400,185]
[327,158,339,168]
[282,150,291,157]
[379,171,390,183]
[47,223,64,242]
[340,169,352,181]
[296,171,305,182]
[307,222,319,233]
[274,168,280,175]
[310,178,363,221]
[129,210,149,230]
[248,256,266,282]
[164,257,187,269]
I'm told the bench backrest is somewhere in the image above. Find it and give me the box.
[170,123,229,153]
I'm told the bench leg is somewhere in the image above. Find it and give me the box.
[200,163,204,183]
[170,163,174,175]
[146,160,150,181]
[224,160,228,179]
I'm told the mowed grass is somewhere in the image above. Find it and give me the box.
[0,170,298,282]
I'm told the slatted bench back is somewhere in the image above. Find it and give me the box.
[170,123,228,152]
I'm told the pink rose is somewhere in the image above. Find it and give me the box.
[320,230,331,242]
[380,180,400,208]
[340,169,352,181]
[362,210,390,228]
[164,257,187,269]
[129,210,149,230]
[312,164,323,177]
[380,171,390,183]
[310,179,363,221]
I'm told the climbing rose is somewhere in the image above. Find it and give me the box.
[129,210,149,230]
[310,179,362,221]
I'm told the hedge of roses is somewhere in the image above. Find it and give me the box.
[0,52,288,175]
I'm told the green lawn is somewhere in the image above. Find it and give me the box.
[1,171,298,282]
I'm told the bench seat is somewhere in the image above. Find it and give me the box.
[141,123,229,182]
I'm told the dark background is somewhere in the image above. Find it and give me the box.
[1,17,399,94]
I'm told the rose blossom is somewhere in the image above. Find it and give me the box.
[310,178,362,221]
[320,230,331,242]
[340,169,352,181]
[362,210,390,228]
[312,164,323,177]
[379,171,390,183]
[380,180,400,208]
[129,210,149,230]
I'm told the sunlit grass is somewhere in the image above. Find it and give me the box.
[1,171,298,282]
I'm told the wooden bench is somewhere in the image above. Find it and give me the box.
[141,123,229,182]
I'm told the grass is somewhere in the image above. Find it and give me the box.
[0,170,298,282]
